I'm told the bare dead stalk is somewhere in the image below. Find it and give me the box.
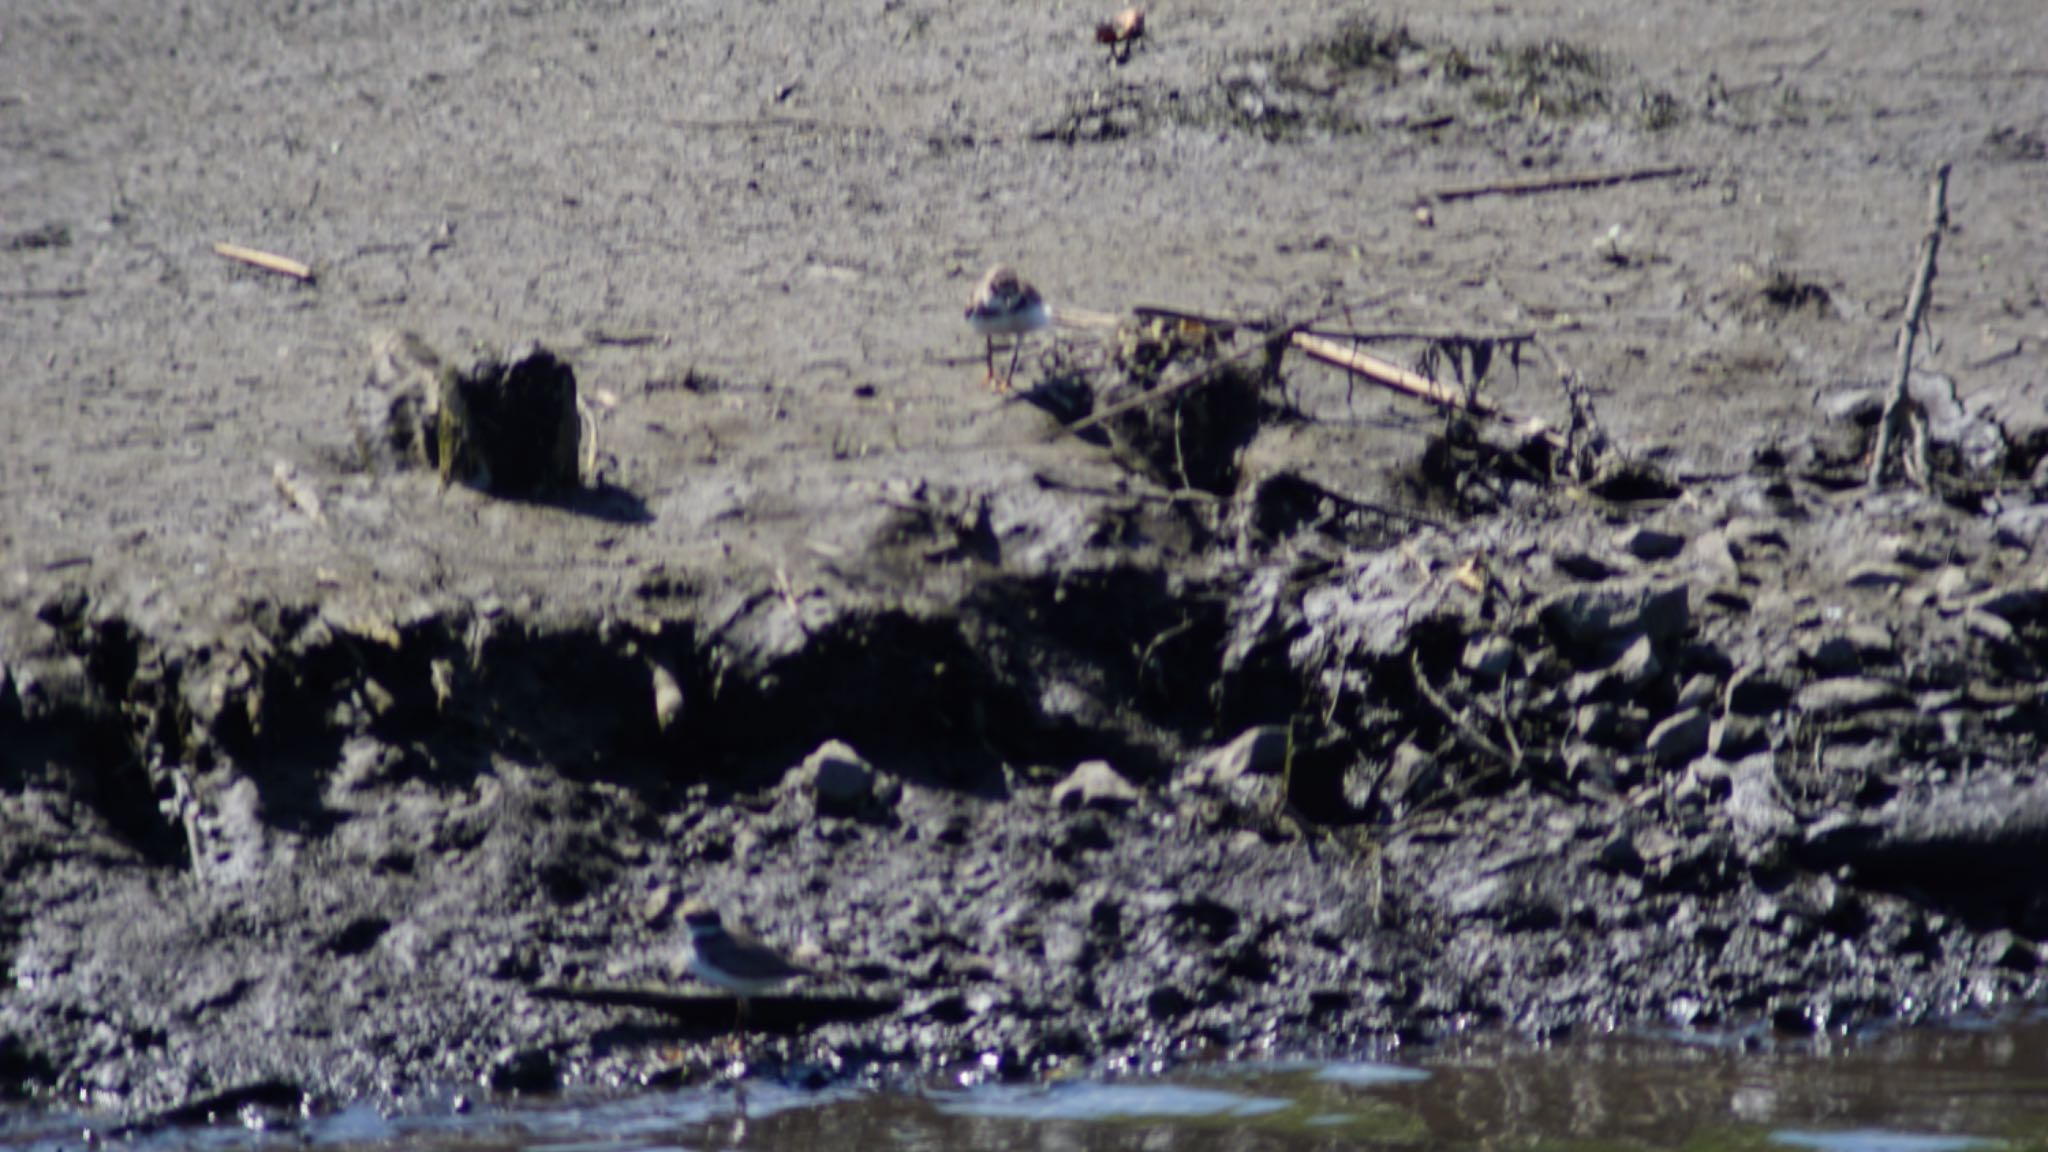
[1428,164,1690,204]
[1868,163,1952,488]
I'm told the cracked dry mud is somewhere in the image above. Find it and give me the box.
[4,0,2048,1122]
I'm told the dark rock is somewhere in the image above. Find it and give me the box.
[1800,776,2048,884]
[1726,668,1795,715]
[804,740,877,810]
[1536,582,1691,647]
[1567,632,1661,702]
[1145,985,1194,1021]
[486,1046,558,1094]
[1968,584,2048,623]
[1619,527,1687,561]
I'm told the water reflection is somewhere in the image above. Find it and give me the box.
[3,1018,2045,1151]
[1774,1131,1994,1152]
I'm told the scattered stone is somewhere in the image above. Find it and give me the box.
[1053,760,1140,811]
[1725,753,1795,850]
[791,740,897,819]
[640,885,677,926]
[1645,708,1710,765]
[1379,742,1443,809]
[1963,611,2015,644]
[332,736,405,794]
[1676,672,1720,712]
[1843,562,1914,591]
[1795,677,1909,717]
[1536,582,1691,647]
[1709,714,1769,759]
[1566,632,1661,703]
[1726,667,1795,715]
[1186,726,1291,790]
[1989,933,2038,973]
[1970,584,2048,623]
[1461,634,1518,683]
[650,660,685,733]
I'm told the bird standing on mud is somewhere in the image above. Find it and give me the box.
[678,902,811,1034]
[965,264,1052,393]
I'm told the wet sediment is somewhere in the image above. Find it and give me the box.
[3,346,2046,1118]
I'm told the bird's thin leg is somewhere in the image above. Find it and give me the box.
[1004,335,1026,390]
[724,997,748,1058]
[983,337,998,388]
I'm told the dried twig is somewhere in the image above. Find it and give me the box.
[1291,332,1564,450]
[213,241,315,282]
[271,459,326,522]
[1298,325,1539,346]
[772,565,813,638]
[1428,164,1691,204]
[1868,163,1952,488]
[1409,651,1518,772]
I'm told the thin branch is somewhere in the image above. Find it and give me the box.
[1409,651,1518,772]
[1297,325,1539,346]
[1868,163,1952,488]
[1291,332,1563,449]
[1429,164,1691,204]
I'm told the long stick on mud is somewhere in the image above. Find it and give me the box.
[213,241,316,282]
[1291,332,1563,449]
[1867,163,1952,488]
[1428,164,1691,204]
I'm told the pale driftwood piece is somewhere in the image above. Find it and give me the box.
[1868,163,1952,488]
[270,459,326,523]
[1298,325,1539,346]
[213,241,315,282]
[1049,304,1124,330]
[1429,164,1691,204]
[1290,332,1563,449]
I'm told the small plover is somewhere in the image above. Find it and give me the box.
[965,264,1052,392]
[680,903,810,1032]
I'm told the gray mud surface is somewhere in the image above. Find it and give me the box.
[5,0,2048,1121]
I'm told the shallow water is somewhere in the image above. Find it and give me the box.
[6,1018,2047,1152]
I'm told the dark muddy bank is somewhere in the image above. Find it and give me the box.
[4,0,2048,1125]
[6,340,2048,1118]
